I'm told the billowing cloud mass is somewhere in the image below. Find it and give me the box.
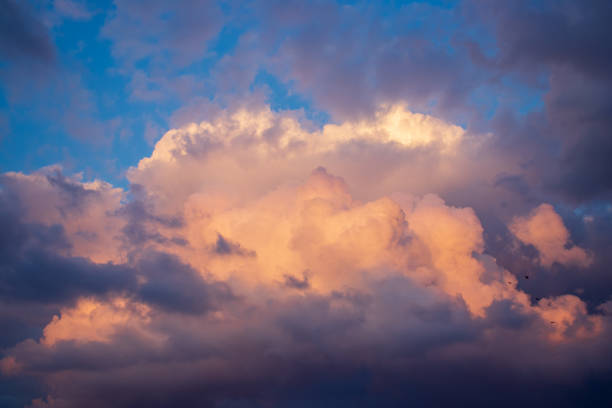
[129,103,502,213]
[1,103,611,407]
[2,1,612,407]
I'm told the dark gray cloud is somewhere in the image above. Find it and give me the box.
[283,272,310,290]
[3,275,611,408]
[463,0,612,201]
[465,0,612,77]
[213,233,256,257]
[0,191,134,305]
[118,199,184,247]
[136,251,236,314]
[44,170,99,212]
[0,0,55,62]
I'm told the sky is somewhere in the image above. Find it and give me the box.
[1,0,612,407]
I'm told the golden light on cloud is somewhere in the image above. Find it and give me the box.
[1,103,609,407]
[510,204,592,268]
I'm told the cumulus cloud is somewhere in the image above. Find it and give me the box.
[1,167,125,263]
[0,104,610,407]
[128,102,508,215]
[510,203,592,268]
[3,1,612,405]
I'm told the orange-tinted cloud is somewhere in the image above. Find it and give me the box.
[510,204,592,268]
[1,104,609,408]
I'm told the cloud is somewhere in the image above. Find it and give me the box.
[510,203,592,268]
[101,0,224,67]
[1,167,125,263]
[244,0,483,120]
[135,250,236,314]
[0,0,55,62]
[0,182,134,305]
[53,0,93,21]
[128,102,506,216]
[463,0,612,201]
[2,1,612,405]
[0,168,235,369]
[223,0,612,203]
[40,297,151,347]
[283,271,310,290]
[1,104,611,407]
[213,233,256,257]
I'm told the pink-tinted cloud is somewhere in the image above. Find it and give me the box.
[1,104,610,407]
[510,203,592,268]
[1,166,125,263]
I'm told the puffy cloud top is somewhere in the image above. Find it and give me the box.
[2,103,611,407]
[510,203,592,268]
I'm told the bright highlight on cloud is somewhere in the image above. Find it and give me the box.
[1,103,610,407]
[129,103,501,215]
